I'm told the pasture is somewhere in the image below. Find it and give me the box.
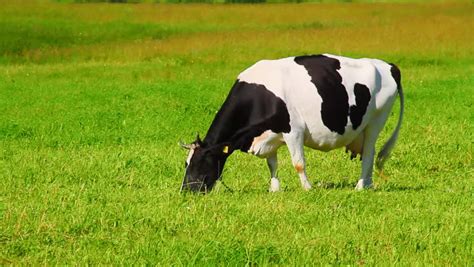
[0,1,473,265]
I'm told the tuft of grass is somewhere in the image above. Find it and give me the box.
[0,1,473,265]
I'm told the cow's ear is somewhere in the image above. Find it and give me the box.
[191,134,204,147]
[195,134,203,146]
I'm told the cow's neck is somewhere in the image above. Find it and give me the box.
[203,82,255,152]
[203,106,249,153]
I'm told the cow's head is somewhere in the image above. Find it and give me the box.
[180,135,230,193]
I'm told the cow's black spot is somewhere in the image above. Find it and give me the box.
[294,55,348,135]
[204,81,291,152]
[389,63,401,89]
[349,83,371,130]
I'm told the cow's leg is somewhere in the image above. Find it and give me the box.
[355,134,376,190]
[355,115,389,190]
[267,153,280,192]
[284,133,312,191]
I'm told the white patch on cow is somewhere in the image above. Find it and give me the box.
[248,130,283,158]
[363,58,399,110]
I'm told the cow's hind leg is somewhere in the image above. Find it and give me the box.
[283,133,312,191]
[355,131,376,190]
[267,153,280,192]
[355,114,390,190]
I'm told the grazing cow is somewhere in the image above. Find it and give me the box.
[180,54,404,193]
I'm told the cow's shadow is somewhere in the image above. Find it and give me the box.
[211,179,427,194]
[315,179,355,190]
[314,179,427,192]
[375,183,427,192]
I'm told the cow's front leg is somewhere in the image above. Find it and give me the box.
[266,153,280,192]
[284,133,312,191]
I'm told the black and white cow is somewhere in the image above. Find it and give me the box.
[180,54,404,193]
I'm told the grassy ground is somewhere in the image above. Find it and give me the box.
[1,0,473,265]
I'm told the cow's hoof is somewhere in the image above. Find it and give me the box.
[355,179,373,191]
[269,177,280,192]
[302,182,312,191]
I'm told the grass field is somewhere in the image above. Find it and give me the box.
[1,0,473,265]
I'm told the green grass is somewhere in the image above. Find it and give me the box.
[1,1,473,265]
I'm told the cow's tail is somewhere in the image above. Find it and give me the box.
[376,64,404,171]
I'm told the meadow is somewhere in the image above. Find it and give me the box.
[1,0,473,265]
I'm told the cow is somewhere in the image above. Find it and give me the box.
[180,54,404,193]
